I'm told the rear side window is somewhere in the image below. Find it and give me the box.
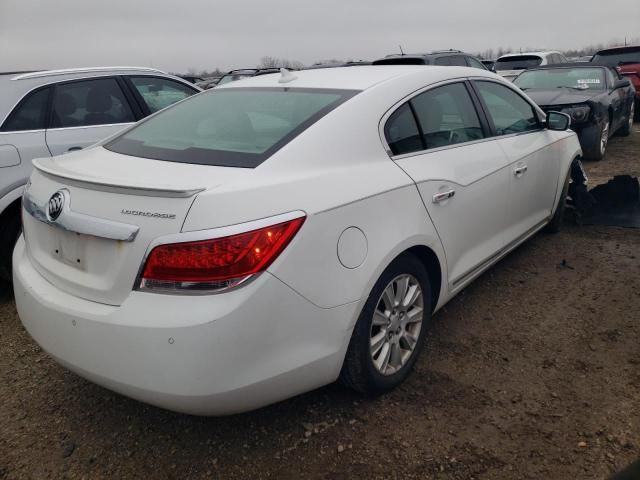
[434,56,467,67]
[105,87,358,168]
[384,103,422,155]
[51,78,135,128]
[129,76,196,113]
[411,82,485,149]
[1,88,50,131]
[475,81,540,135]
[384,82,485,155]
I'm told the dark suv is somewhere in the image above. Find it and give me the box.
[372,50,487,70]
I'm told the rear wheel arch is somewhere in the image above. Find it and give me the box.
[404,245,442,312]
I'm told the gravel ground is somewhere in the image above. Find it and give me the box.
[1,126,639,479]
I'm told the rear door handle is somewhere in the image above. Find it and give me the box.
[514,165,528,177]
[67,146,83,152]
[432,189,456,204]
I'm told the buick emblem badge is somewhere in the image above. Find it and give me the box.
[47,191,65,221]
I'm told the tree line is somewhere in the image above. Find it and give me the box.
[180,37,640,77]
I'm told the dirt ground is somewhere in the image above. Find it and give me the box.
[1,126,639,480]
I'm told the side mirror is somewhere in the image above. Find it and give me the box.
[613,78,631,89]
[547,111,571,131]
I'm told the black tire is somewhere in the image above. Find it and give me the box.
[340,253,432,395]
[618,101,634,137]
[0,207,22,284]
[544,167,571,233]
[582,119,609,161]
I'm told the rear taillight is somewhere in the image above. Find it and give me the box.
[138,216,305,293]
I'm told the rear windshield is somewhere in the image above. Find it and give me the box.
[495,55,543,71]
[592,48,640,67]
[105,87,358,168]
[372,58,427,66]
[514,68,607,90]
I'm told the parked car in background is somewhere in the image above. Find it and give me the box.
[196,77,222,89]
[513,64,635,160]
[216,68,282,86]
[0,67,200,282]
[14,66,580,415]
[481,59,495,70]
[494,51,568,81]
[372,50,487,69]
[592,45,640,119]
[179,75,205,84]
[305,61,372,70]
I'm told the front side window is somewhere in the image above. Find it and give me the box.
[106,87,357,168]
[411,82,485,149]
[1,87,50,131]
[475,81,540,135]
[514,68,607,91]
[129,76,196,113]
[51,78,135,128]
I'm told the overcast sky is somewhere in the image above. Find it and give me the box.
[1,0,639,74]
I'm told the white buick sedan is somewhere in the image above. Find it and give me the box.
[14,66,581,415]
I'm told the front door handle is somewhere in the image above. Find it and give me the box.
[514,165,528,177]
[67,146,83,152]
[432,189,456,204]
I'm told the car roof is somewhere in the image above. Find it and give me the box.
[497,51,561,59]
[0,67,198,119]
[215,65,496,91]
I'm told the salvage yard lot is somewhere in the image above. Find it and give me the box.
[1,129,639,479]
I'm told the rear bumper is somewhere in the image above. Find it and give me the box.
[13,236,359,415]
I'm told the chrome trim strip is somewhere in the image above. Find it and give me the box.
[23,189,139,242]
[451,218,549,288]
[11,66,165,81]
[133,210,307,294]
[33,158,204,198]
[45,122,134,133]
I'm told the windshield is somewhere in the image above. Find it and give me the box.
[495,55,543,71]
[105,87,358,168]
[514,68,606,90]
[592,48,640,67]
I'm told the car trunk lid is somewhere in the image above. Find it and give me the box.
[22,147,249,306]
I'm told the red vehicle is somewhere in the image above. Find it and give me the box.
[592,46,640,119]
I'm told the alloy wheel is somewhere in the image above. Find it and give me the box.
[369,274,424,376]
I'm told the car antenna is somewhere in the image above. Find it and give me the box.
[399,45,405,56]
[278,68,298,84]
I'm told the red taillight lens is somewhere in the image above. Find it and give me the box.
[139,216,305,293]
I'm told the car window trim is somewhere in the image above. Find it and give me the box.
[468,78,544,137]
[379,78,492,158]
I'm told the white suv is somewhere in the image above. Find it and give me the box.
[494,51,568,81]
[0,67,200,281]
